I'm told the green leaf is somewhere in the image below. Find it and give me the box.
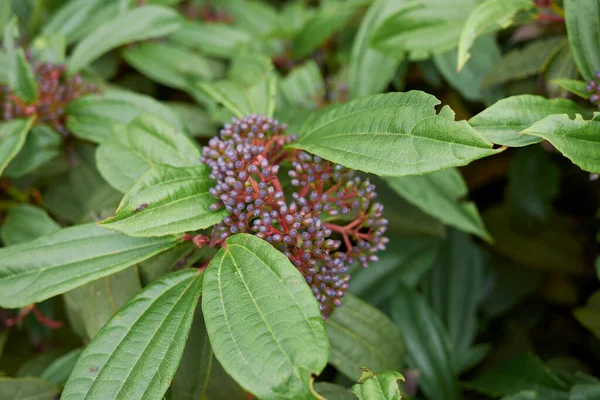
[171,305,212,400]
[4,18,38,103]
[41,0,105,45]
[468,354,569,400]
[40,348,84,386]
[228,54,273,87]
[67,5,182,73]
[545,42,579,98]
[507,145,560,223]
[204,356,247,400]
[166,102,216,138]
[570,384,600,400]
[313,383,357,400]
[290,92,500,177]
[138,242,196,285]
[348,0,405,100]
[386,168,490,241]
[0,118,35,176]
[171,21,252,59]
[482,37,566,88]
[350,368,404,400]
[66,89,185,144]
[434,35,501,102]
[199,73,277,119]
[522,113,600,173]
[293,2,362,58]
[457,0,534,71]
[31,34,66,64]
[202,234,329,399]
[574,290,600,340]
[0,204,60,246]
[280,60,325,109]
[43,144,122,224]
[349,235,442,307]
[501,392,537,400]
[550,79,590,99]
[96,114,200,193]
[373,0,477,61]
[0,377,60,400]
[62,270,203,400]
[5,125,62,178]
[16,349,70,378]
[63,267,142,342]
[101,164,226,237]
[327,294,405,381]
[391,284,461,400]
[469,95,591,147]
[564,0,600,81]
[122,42,214,90]
[422,230,487,373]
[0,223,179,308]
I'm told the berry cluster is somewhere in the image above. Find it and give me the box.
[202,115,388,316]
[180,0,233,23]
[1,61,98,134]
[585,71,600,109]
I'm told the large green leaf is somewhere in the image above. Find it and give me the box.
[522,114,600,174]
[101,164,226,237]
[62,270,203,400]
[564,0,600,81]
[373,0,476,61]
[171,21,252,59]
[66,89,185,144]
[482,37,566,88]
[4,125,62,178]
[0,223,179,308]
[293,1,363,58]
[457,0,534,71]
[4,18,38,103]
[96,114,200,193]
[348,0,405,100]
[391,284,461,400]
[202,234,329,399]
[422,230,487,373]
[0,118,35,176]
[386,168,490,241]
[171,305,213,400]
[467,354,569,400]
[63,267,142,342]
[0,204,60,246]
[122,42,214,90]
[0,377,60,400]
[469,95,591,147]
[290,92,500,177]
[350,368,404,400]
[67,5,182,73]
[327,294,405,381]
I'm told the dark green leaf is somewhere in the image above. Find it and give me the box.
[5,125,62,178]
[96,114,200,193]
[202,234,329,399]
[122,42,214,90]
[327,294,405,381]
[66,89,185,144]
[280,61,325,109]
[570,384,600,400]
[501,392,537,400]
[166,102,216,138]
[522,113,600,173]
[291,93,500,177]
[171,305,212,400]
[313,383,357,400]
[0,204,60,246]
[350,368,404,400]
[348,0,404,100]
[564,0,600,81]
[40,348,84,386]
[0,223,179,308]
[545,42,579,98]
[4,18,38,103]
[0,377,60,400]
[62,270,203,400]
[41,0,105,45]
[0,118,35,176]
[468,354,569,400]
[550,79,590,99]
[391,284,461,400]
[67,5,182,73]
[171,21,252,59]
[101,164,226,237]
[386,168,490,241]
[574,290,600,340]
[63,267,142,342]
[457,0,534,71]
[469,95,591,147]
